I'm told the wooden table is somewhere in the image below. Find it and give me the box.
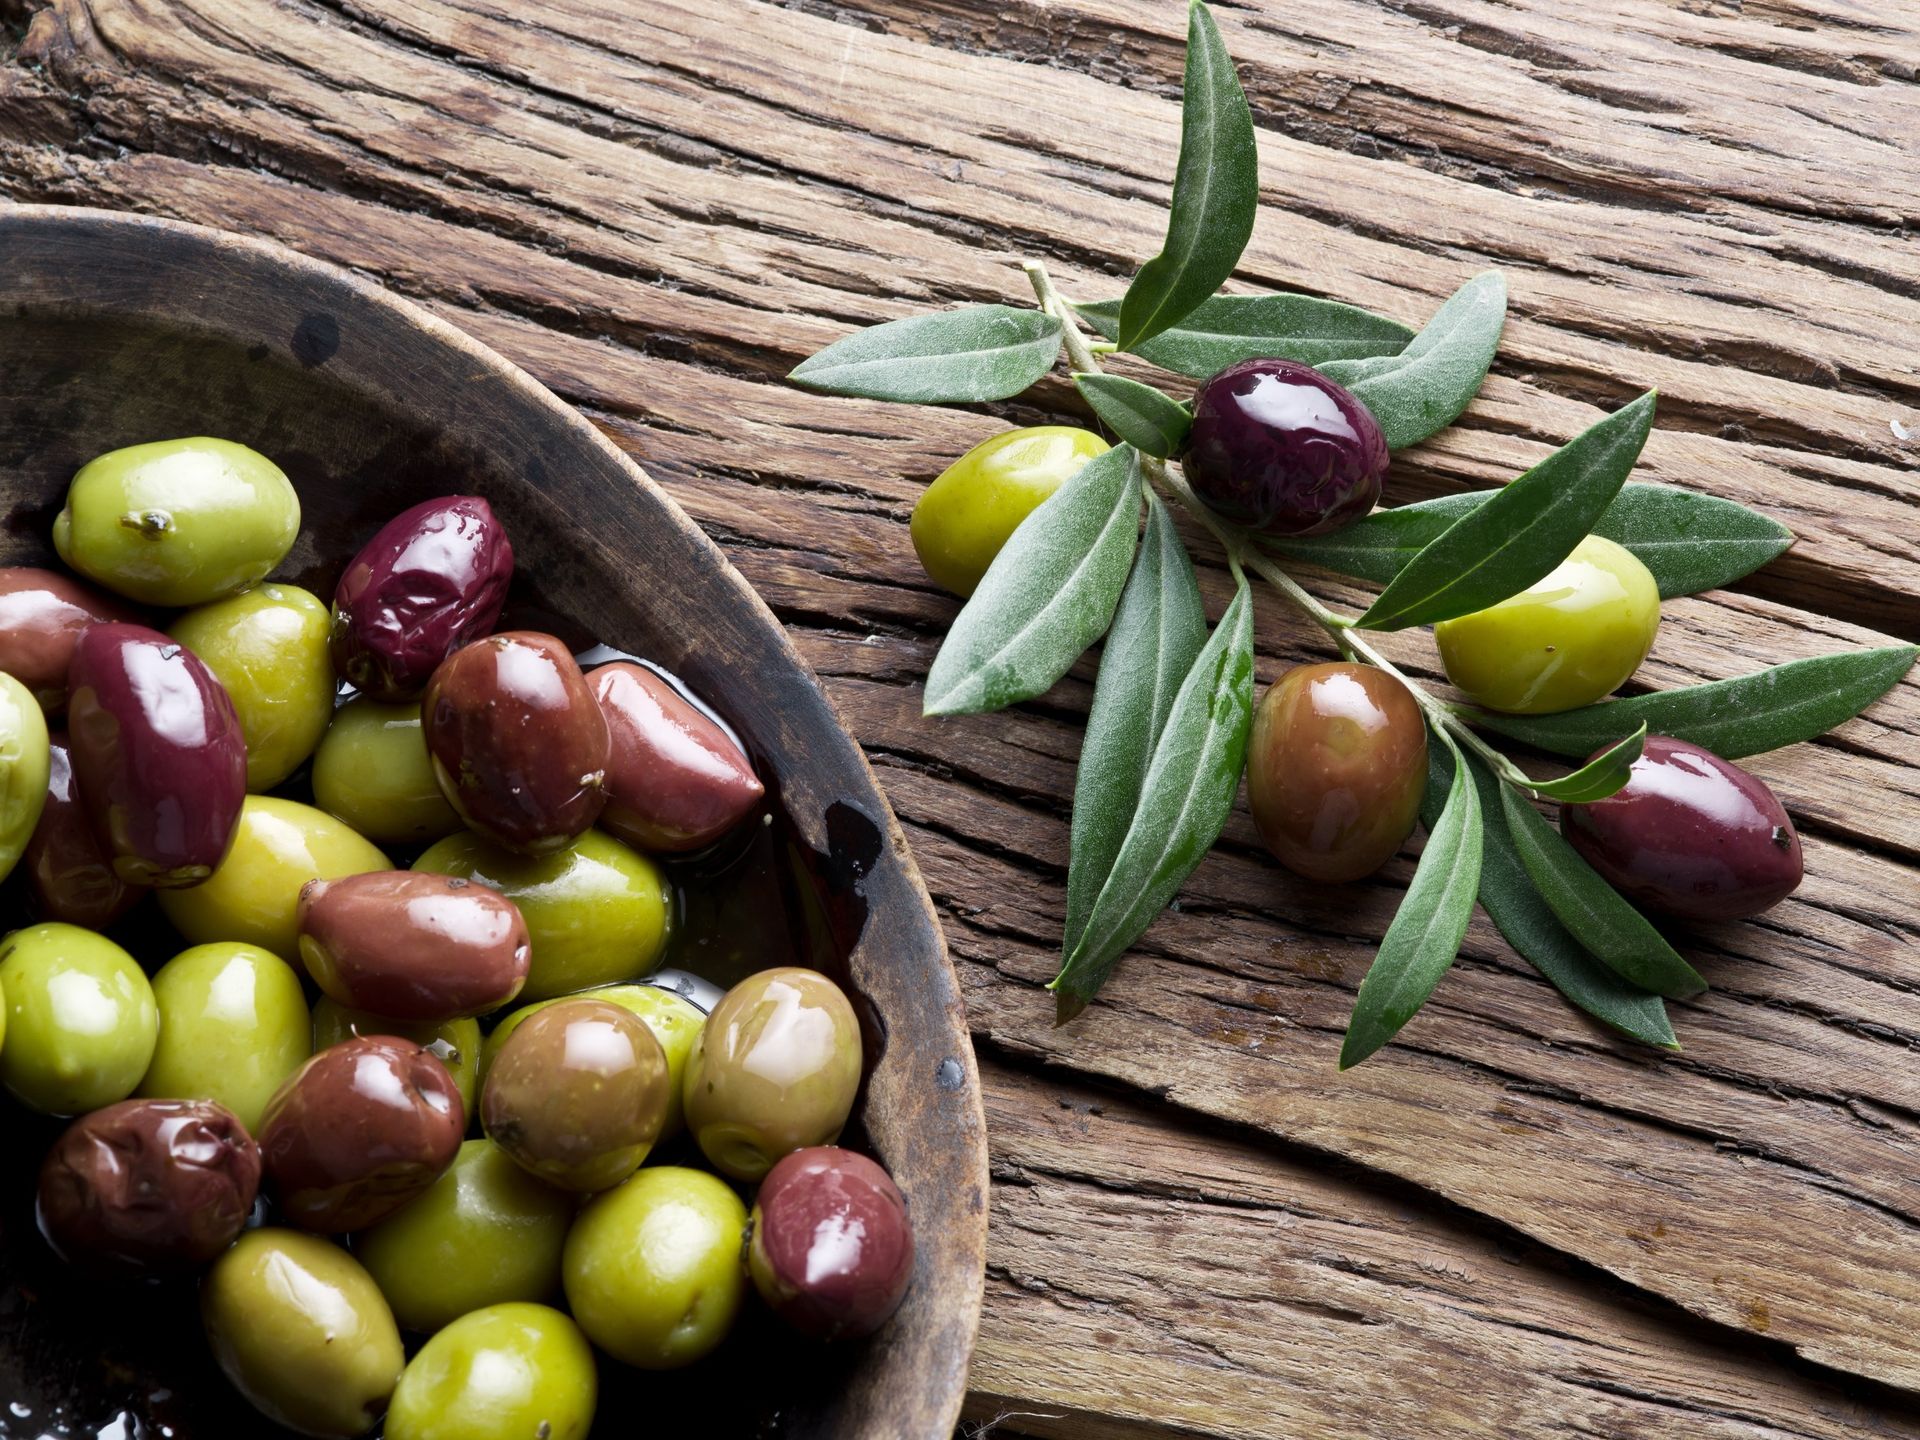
[5,2,1917,1435]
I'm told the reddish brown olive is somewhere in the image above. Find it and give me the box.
[747,1147,914,1341]
[25,733,141,928]
[297,870,530,1022]
[423,632,609,855]
[0,567,143,713]
[590,662,764,853]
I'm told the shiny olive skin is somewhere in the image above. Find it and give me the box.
[312,1000,481,1118]
[139,942,312,1134]
[1435,535,1660,715]
[591,663,764,853]
[55,437,299,607]
[158,796,390,961]
[0,923,156,1115]
[412,830,670,1000]
[258,1035,464,1233]
[202,1228,404,1438]
[0,672,51,889]
[0,567,143,712]
[910,426,1111,597]
[1184,359,1389,537]
[25,733,138,928]
[482,999,669,1193]
[386,1303,596,1440]
[683,967,862,1183]
[562,1165,748,1369]
[311,699,462,845]
[37,1098,260,1273]
[1563,736,1803,921]
[330,495,514,701]
[170,583,334,792]
[1246,663,1428,883]
[354,1139,574,1334]
[67,622,247,887]
[748,1147,914,1341]
[297,870,530,1021]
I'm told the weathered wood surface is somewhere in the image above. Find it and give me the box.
[3,0,1917,1434]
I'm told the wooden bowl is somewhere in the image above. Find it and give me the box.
[0,205,986,1439]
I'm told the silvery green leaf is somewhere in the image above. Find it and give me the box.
[1076,293,1411,377]
[1321,271,1507,450]
[789,305,1062,403]
[1074,373,1193,458]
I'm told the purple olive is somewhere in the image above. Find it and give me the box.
[24,733,141,928]
[591,662,764,853]
[1562,735,1803,921]
[1183,359,1389,536]
[0,567,143,714]
[423,632,609,854]
[330,495,514,701]
[66,623,247,887]
[747,1147,914,1341]
[37,1098,261,1273]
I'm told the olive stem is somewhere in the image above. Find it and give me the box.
[1023,261,1104,375]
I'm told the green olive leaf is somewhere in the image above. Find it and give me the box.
[1073,373,1193,459]
[1339,726,1483,1069]
[1518,724,1646,803]
[1357,390,1656,631]
[1113,1,1260,353]
[788,305,1062,403]
[923,444,1142,716]
[1319,271,1507,450]
[1075,294,1412,378]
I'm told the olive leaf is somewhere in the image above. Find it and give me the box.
[1339,727,1483,1069]
[1113,0,1259,352]
[1464,645,1919,761]
[788,305,1062,403]
[1319,271,1507,451]
[1357,391,1656,631]
[924,444,1143,716]
[1073,374,1193,458]
[1053,576,1256,1020]
[1517,724,1646,803]
[1065,493,1209,957]
[1075,294,1412,378]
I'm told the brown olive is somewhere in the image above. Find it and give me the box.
[747,1146,913,1341]
[590,662,764,853]
[25,732,141,928]
[0,566,142,713]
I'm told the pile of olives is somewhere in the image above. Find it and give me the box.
[0,437,917,1437]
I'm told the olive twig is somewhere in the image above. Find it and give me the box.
[1022,261,1103,375]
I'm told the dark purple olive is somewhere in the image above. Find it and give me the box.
[25,733,142,928]
[423,631,609,854]
[37,1098,260,1273]
[590,662,764,853]
[66,623,247,888]
[0,567,143,714]
[1183,358,1389,536]
[330,495,514,701]
[747,1146,914,1341]
[1562,735,1803,922]
[257,1035,464,1233]
[297,870,530,1021]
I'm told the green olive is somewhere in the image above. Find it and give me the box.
[140,942,312,1133]
[312,999,481,1117]
[0,672,50,887]
[170,584,335,791]
[412,831,670,1000]
[202,1228,404,1437]
[910,426,1110,597]
[0,922,156,1115]
[385,1302,596,1440]
[158,797,389,961]
[53,437,300,607]
[311,700,462,845]
[1434,535,1661,716]
[561,1166,747,1370]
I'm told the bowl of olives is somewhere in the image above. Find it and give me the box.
[0,206,988,1439]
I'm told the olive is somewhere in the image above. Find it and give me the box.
[562,1166,747,1370]
[140,942,312,1134]
[682,966,862,1183]
[311,699,462,845]
[1246,662,1428,883]
[1434,535,1660,715]
[297,871,530,1022]
[385,1303,596,1440]
[330,495,514,701]
[0,671,51,888]
[423,632,609,854]
[202,1228,403,1438]
[1183,359,1389,536]
[170,583,334,791]
[37,1098,260,1274]
[482,999,669,1193]
[591,662,764,853]
[67,622,247,887]
[312,1000,481,1118]
[157,796,390,961]
[412,830,669,1000]
[0,923,157,1115]
[747,1147,914,1341]
[0,566,143,712]
[910,426,1111,597]
[54,437,299,607]
[258,1035,464,1233]
[24,732,138,928]
[353,1139,574,1334]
